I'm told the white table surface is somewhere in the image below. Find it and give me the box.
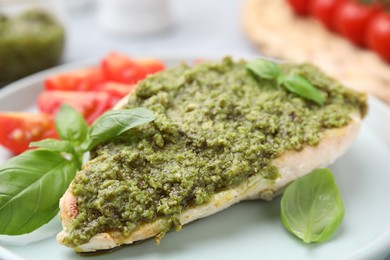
[62,0,258,63]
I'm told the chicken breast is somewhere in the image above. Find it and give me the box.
[57,58,367,252]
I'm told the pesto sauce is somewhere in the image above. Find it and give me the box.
[0,9,65,85]
[65,58,366,246]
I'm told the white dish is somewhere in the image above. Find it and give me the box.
[0,54,390,260]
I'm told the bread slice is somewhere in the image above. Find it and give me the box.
[241,0,390,104]
[56,59,367,252]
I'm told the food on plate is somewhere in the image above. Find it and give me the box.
[44,68,106,91]
[38,91,113,125]
[101,52,165,84]
[0,52,165,155]
[96,82,137,105]
[39,52,165,124]
[56,57,367,252]
[280,168,344,243]
[0,9,65,85]
[0,105,155,237]
[242,0,390,104]
[0,113,57,154]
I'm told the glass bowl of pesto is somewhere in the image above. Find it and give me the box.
[0,0,65,87]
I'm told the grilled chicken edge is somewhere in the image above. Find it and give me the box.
[56,95,363,252]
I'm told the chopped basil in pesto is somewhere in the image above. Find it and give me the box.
[64,57,366,246]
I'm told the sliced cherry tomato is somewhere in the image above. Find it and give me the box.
[101,52,146,84]
[136,59,165,76]
[44,68,106,91]
[334,1,381,46]
[366,11,390,62]
[96,82,137,105]
[37,91,113,124]
[0,113,58,154]
[310,0,345,30]
[101,52,165,84]
[286,0,313,16]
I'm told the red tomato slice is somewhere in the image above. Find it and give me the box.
[286,0,313,16]
[37,91,113,125]
[136,59,165,76]
[0,113,58,154]
[96,82,137,105]
[366,12,390,62]
[101,52,146,84]
[310,0,346,30]
[334,1,381,46]
[101,52,165,84]
[44,68,106,91]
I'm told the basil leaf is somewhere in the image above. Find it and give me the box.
[280,168,344,243]
[246,59,281,80]
[83,107,155,150]
[30,139,75,154]
[281,75,325,106]
[55,104,88,145]
[0,149,79,235]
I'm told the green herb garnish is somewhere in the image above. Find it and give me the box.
[246,59,281,79]
[0,104,155,235]
[246,59,325,105]
[280,168,344,243]
[281,75,325,106]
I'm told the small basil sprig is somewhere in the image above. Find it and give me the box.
[246,59,281,80]
[55,103,88,146]
[0,149,80,235]
[83,108,155,151]
[0,104,155,235]
[246,59,325,105]
[280,168,344,243]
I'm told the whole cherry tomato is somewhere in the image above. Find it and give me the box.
[366,11,390,62]
[310,0,346,30]
[286,0,313,15]
[334,1,381,46]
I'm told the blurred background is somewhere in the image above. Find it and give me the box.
[0,0,258,87]
[62,0,258,62]
[2,0,390,104]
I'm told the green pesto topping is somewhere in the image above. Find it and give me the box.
[0,9,65,84]
[65,57,366,246]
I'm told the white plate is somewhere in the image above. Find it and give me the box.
[0,54,390,260]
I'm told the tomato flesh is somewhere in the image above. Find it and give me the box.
[101,52,144,84]
[136,59,165,76]
[37,91,113,125]
[44,68,106,91]
[96,82,137,105]
[101,52,165,84]
[0,113,58,154]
